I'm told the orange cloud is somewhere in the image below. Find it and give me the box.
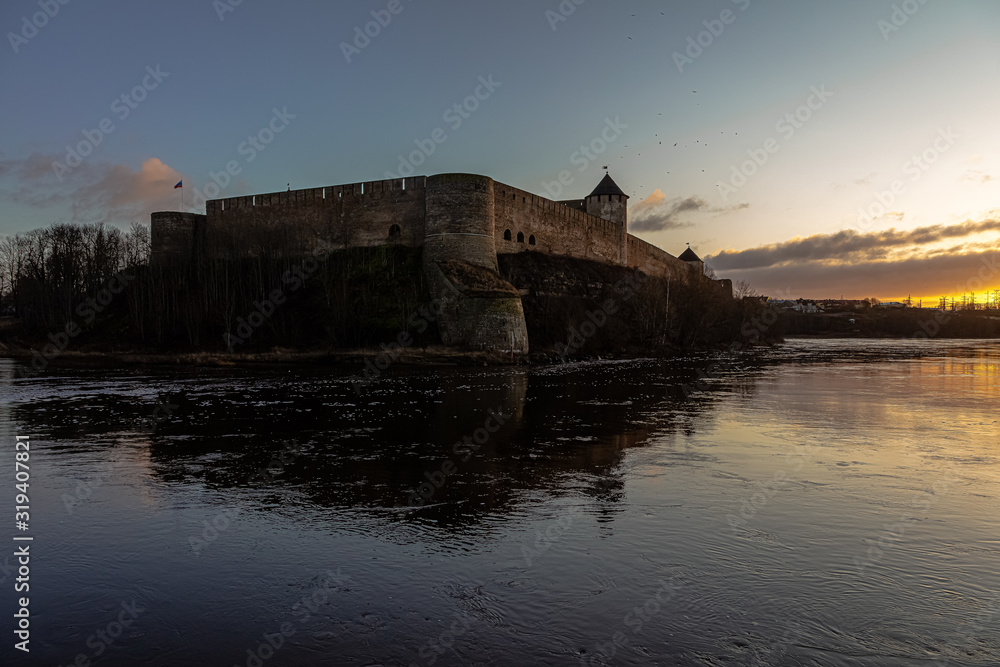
[1,153,185,226]
[78,158,182,211]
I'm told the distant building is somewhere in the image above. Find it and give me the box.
[818,299,872,312]
[771,299,819,313]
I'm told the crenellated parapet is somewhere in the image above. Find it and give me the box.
[150,171,729,354]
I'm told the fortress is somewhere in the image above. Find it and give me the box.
[151,172,730,354]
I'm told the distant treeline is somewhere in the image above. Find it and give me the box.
[0,222,437,351]
[780,309,1000,338]
[1,222,771,356]
[1,223,150,331]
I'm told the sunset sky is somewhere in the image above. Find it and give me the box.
[1,0,997,302]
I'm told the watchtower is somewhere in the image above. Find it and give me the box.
[678,245,705,275]
[585,173,629,264]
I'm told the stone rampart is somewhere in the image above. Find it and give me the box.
[493,182,623,265]
[202,177,427,256]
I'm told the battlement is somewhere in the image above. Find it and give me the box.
[172,172,701,277]
[495,183,621,231]
[206,177,427,215]
[158,171,706,281]
[150,170,726,354]
[493,180,625,265]
[194,174,635,267]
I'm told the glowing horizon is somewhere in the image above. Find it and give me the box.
[1,1,997,301]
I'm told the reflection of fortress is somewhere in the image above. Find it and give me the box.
[151,173,730,353]
[136,364,725,529]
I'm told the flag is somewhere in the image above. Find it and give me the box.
[174,181,183,189]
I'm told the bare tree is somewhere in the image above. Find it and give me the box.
[733,279,759,299]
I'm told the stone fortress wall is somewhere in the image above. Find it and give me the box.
[205,177,428,255]
[151,173,728,353]
[492,183,624,266]
[154,174,696,278]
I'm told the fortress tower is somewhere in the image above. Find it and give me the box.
[585,173,629,265]
[150,212,205,264]
[423,174,529,354]
[424,173,498,271]
[150,170,729,355]
[678,246,705,275]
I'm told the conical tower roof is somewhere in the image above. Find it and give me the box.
[587,173,628,199]
[678,247,701,262]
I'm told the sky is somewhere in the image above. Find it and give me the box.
[1,0,998,302]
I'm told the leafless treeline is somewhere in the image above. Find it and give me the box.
[0,221,435,351]
[0,222,150,331]
[1,221,759,354]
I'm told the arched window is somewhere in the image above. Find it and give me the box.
[528,235,536,246]
[517,232,524,243]
[388,224,401,240]
[503,229,512,241]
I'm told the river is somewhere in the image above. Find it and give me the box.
[1,339,997,666]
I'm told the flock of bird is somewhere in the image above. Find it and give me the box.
[617,95,744,196]
[613,12,743,198]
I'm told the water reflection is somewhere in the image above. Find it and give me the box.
[5,341,998,666]
[0,359,15,432]
[6,343,995,527]
[7,360,744,535]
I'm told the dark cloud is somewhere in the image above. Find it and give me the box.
[707,218,1000,270]
[630,190,705,232]
[714,250,1000,300]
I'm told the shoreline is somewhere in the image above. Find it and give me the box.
[782,333,1000,340]
[5,336,996,373]
[0,346,533,370]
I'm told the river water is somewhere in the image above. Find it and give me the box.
[1,339,997,666]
